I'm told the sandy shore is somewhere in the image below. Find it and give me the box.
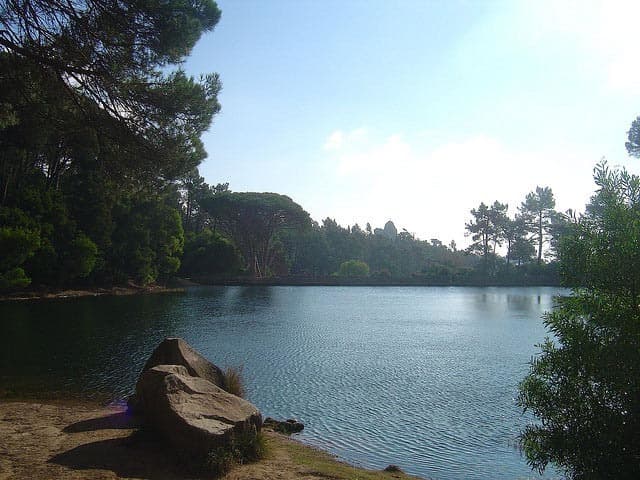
[0,401,418,480]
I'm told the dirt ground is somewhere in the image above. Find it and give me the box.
[0,401,416,480]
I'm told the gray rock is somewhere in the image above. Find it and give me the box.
[136,364,262,464]
[383,464,403,473]
[263,417,304,434]
[142,337,226,388]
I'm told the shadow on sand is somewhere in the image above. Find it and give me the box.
[62,411,140,433]
[52,419,187,479]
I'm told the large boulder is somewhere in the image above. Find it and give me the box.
[142,337,226,388]
[136,364,262,467]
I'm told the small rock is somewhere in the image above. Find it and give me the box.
[383,464,403,473]
[263,417,304,434]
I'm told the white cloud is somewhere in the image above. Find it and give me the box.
[323,127,368,151]
[335,133,412,176]
[319,129,598,247]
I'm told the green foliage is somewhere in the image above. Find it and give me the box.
[417,263,456,284]
[0,226,40,272]
[63,233,98,280]
[0,267,31,290]
[109,196,184,285]
[180,229,242,277]
[336,260,370,277]
[509,231,536,266]
[0,191,102,287]
[518,161,640,479]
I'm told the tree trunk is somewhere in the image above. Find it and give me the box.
[537,211,543,264]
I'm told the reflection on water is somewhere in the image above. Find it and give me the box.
[0,286,565,480]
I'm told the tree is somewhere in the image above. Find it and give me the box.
[548,208,578,261]
[278,222,331,276]
[518,161,640,479]
[201,192,312,277]
[625,116,640,157]
[509,234,535,266]
[488,200,509,254]
[520,186,556,264]
[504,215,534,266]
[0,1,223,289]
[466,202,491,257]
[0,0,222,199]
[0,0,221,144]
[465,201,507,278]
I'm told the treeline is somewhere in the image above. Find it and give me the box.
[178,175,477,283]
[173,172,564,286]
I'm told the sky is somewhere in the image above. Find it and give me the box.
[184,0,640,247]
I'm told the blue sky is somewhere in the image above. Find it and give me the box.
[185,0,640,246]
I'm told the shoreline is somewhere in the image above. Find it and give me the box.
[0,278,564,303]
[0,399,420,480]
[0,285,185,302]
[187,275,561,288]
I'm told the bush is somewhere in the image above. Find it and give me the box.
[62,233,98,281]
[204,428,266,476]
[336,259,370,277]
[0,267,31,290]
[0,226,40,289]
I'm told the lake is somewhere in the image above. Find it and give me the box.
[0,286,564,480]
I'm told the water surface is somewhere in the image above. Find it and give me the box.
[0,286,564,480]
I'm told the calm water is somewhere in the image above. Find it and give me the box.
[0,286,564,480]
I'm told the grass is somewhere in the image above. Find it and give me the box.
[222,365,245,398]
[269,433,419,480]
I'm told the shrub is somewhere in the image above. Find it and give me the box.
[336,259,370,277]
[204,428,266,476]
